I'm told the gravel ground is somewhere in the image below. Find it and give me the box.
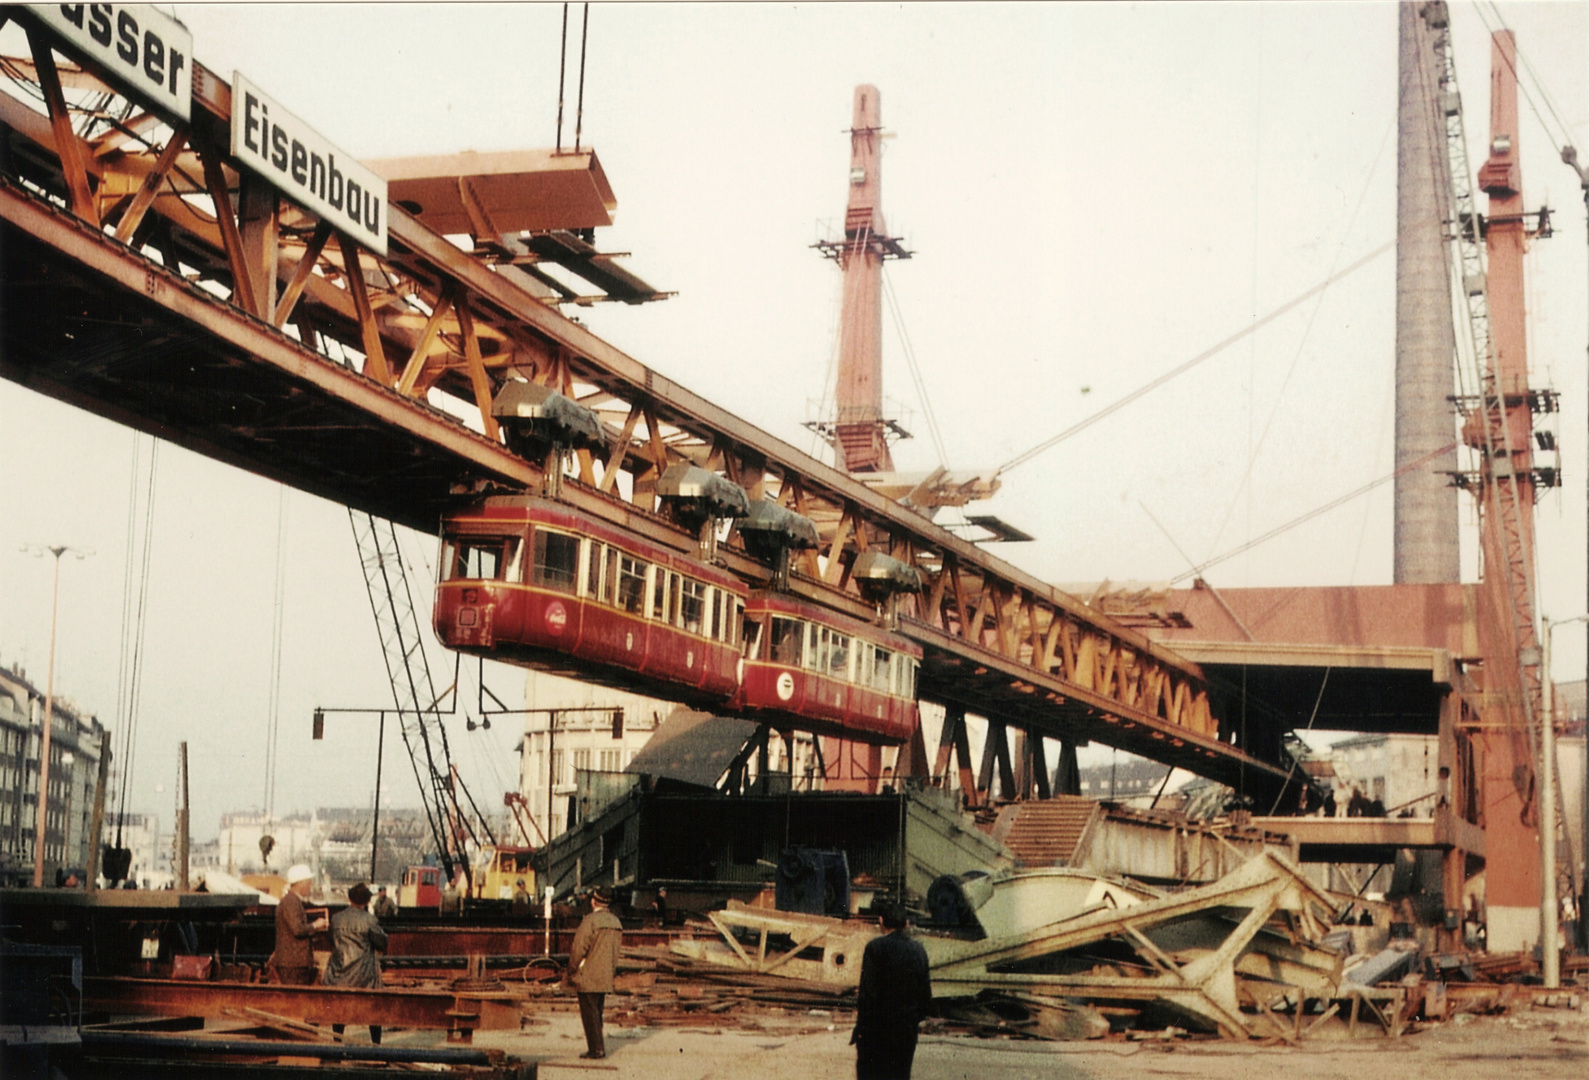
[436,996,1589,1080]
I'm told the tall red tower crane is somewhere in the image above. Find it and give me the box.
[813,85,912,474]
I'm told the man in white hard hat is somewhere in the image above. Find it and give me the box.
[269,864,328,985]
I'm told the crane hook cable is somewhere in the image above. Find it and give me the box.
[1167,438,1460,585]
[996,241,1393,477]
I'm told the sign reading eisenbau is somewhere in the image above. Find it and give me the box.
[230,72,387,256]
[30,4,192,122]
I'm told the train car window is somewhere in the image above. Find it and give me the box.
[586,541,604,598]
[744,618,763,660]
[904,658,917,699]
[679,579,704,634]
[732,599,744,646]
[617,556,648,613]
[670,575,684,628]
[874,649,893,693]
[602,547,619,605]
[708,589,722,640]
[532,530,580,593]
[828,633,850,680]
[858,644,873,688]
[446,537,515,581]
[770,617,802,665]
[814,627,831,673]
[651,571,671,623]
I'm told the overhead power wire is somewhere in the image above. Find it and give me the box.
[114,440,161,839]
[262,484,289,821]
[1168,439,1460,585]
[1476,3,1579,154]
[1204,114,1396,564]
[996,241,1394,476]
[882,265,949,467]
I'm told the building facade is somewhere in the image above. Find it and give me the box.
[0,663,109,881]
[517,674,672,843]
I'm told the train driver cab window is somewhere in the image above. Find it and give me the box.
[679,579,706,635]
[731,599,744,646]
[445,536,519,581]
[532,530,581,593]
[617,556,648,613]
[743,618,763,660]
[770,617,802,665]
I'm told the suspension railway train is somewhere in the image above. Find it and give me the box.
[433,496,921,744]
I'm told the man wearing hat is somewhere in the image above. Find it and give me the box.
[325,882,389,1044]
[270,865,328,985]
[567,887,622,1059]
[512,878,532,918]
[373,885,398,919]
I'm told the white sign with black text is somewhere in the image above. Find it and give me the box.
[29,3,192,122]
[229,71,387,256]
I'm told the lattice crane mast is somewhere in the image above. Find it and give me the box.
[349,511,494,883]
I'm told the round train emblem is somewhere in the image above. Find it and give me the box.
[776,672,795,701]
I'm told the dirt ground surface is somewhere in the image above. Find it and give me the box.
[423,997,1589,1080]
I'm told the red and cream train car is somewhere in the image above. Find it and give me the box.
[435,497,745,706]
[433,497,921,744]
[737,592,920,743]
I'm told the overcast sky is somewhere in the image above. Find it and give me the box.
[1,2,1586,839]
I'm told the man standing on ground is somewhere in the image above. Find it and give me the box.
[324,882,389,1044]
[270,864,328,985]
[567,887,622,1060]
[852,902,933,1080]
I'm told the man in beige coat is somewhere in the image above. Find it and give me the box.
[567,887,622,1059]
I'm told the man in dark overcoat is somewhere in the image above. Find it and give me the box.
[852,902,933,1080]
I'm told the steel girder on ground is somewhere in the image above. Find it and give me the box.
[81,977,521,1040]
[924,851,1342,1039]
[0,29,1290,794]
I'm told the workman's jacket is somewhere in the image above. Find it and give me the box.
[271,889,317,970]
[568,908,623,993]
[322,905,388,988]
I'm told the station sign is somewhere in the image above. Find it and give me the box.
[26,4,193,122]
[230,72,387,256]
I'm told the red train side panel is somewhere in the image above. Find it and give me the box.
[434,497,745,708]
[735,591,921,744]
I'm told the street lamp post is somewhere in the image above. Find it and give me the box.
[23,544,92,888]
[1540,614,1589,989]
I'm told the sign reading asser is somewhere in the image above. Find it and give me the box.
[30,4,192,122]
[230,72,387,256]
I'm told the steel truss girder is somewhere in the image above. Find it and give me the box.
[925,851,1341,1039]
[81,977,522,1037]
[0,46,1290,792]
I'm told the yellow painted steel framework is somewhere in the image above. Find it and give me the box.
[0,15,1291,798]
